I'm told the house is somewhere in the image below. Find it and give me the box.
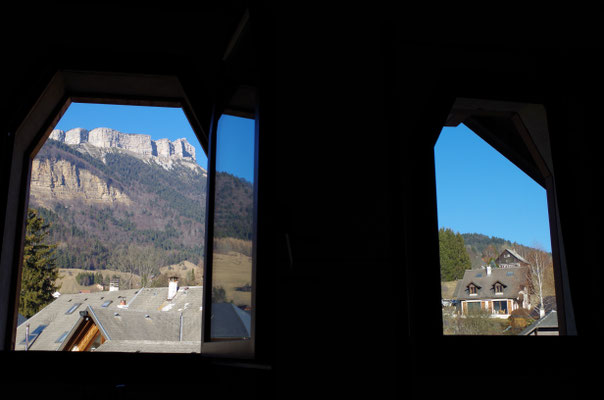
[495,248,531,268]
[454,265,529,318]
[15,279,250,352]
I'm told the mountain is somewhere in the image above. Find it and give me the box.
[50,127,196,162]
[28,128,253,278]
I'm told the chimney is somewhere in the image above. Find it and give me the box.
[487,265,492,276]
[168,277,179,300]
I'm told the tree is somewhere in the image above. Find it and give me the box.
[522,246,554,318]
[187,268,196,286]
[19,209,59,318]
[439,228,472,281]
[481,244,499,266]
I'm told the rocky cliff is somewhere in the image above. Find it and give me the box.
[50,127,196,162]
[30,158,132,208]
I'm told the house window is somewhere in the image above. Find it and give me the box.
[493,300,508,315]
[495,283,504,294]
[13,100,210,353]
[65,303,82,315]
[466,302,481,314]
[469,285,477,295]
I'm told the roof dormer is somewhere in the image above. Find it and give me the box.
[493,281,507,295]
[467,282,481,296]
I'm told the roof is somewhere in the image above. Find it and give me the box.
[93,340,202,353]
[210,303,251,339]
[519,310,559,335]
[453,266,528,301]
[15,285,204,352]
[499,248,530,265]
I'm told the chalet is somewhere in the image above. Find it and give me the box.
[495,248,531,268]
[453,265,529,318]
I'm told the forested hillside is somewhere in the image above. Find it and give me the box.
[439,228,553,281]
[461,232,549,269]
[29,138,253,278]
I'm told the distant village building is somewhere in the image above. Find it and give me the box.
[495,248,530,268]
[15,280,251,352]
[109,278,120,292]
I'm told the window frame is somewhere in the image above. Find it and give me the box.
[200,88,258,359]
[0,70,219,353]
[442,97,576,335]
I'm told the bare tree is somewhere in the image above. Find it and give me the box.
[482,244,499,266]
[523,246,552,318]
[133,246,161,288]
[108,246,135,289]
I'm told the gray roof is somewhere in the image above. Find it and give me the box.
[93,340,202,353]
[453,266,528,301]
[15,285,204,352]
[519,310,559,335]
[211,303,251,339]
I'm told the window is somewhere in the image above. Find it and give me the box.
[468,285,477,295]
[12,93,210,353]
[19,324,47,346]
[493,300,508,315]
[65,303,82,315]
[466,302,481,314]
[437,98,569,335]
[55,331,68,344]
[202,104,257,357]
[208,114,254,341]
[2,71,259,358]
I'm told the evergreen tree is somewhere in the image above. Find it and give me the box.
[19,209,58,318]
[439,227,471,281]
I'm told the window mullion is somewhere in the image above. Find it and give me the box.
[201,103,220,345]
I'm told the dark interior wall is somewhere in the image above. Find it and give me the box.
[2,4,603,399]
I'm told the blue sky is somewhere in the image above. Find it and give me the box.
[216,114,255,183]
[434,124,552,252]
[54,103,256,182]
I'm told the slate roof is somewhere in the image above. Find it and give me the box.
[16,284,253,352]
[519,310,559,335]
[453,266,528,301]
[210,303,251,339]
[93,340,202,353]
[15,285,204,352]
